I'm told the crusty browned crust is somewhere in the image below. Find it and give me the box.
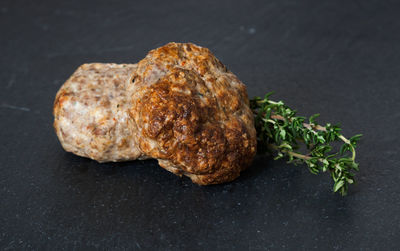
[129,42,257,185]
[53,63,144,162]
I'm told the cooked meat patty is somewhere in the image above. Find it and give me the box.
[53,63,144,162]
[129,42,257,185]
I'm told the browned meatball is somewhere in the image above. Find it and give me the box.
[129,43,257,185]
[54,63,145,162]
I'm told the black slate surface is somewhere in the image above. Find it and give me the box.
[1,0,400,250]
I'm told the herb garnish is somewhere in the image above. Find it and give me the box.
[250,92,362,195]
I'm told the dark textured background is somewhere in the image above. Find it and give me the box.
[1,0,399,250]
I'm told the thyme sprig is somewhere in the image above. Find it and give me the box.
[250,92,362,196]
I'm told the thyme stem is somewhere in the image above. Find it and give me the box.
[271,113,356,160]
[250,93,362,195]
[267,143,312,160]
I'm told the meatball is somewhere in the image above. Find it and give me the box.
[54,63,144,162]
[129,43,257,185]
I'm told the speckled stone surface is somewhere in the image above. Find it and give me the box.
[1,0,399,250]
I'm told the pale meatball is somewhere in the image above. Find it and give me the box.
[53,63,144,162]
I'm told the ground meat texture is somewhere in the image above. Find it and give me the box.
[129,42,257,185]
[53,63,144,162]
